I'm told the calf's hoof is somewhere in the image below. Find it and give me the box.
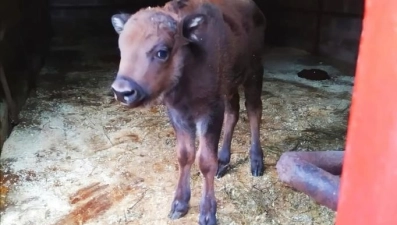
[251,159,264,176]
[216,147,231,178]
[198,211,217,225]
[168,200,189,220]
[215,162,229,178]
[250,146,265,176]
[199,199,217,225]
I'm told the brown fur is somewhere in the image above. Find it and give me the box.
[110,1,266,224]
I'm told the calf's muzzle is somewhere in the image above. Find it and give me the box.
[111,76,147,106]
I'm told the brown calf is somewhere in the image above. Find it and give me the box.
[110,0,266,224]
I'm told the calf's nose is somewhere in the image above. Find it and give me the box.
[111,76,146,105]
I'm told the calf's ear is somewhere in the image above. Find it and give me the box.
[111,13,131,34]
[181,14,206,42]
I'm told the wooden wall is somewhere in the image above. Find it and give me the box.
[258,0,363,66]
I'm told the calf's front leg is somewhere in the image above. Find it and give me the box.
[196,108,224,225]
[168,113,196,220]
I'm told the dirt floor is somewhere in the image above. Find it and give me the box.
[0,34,352,225]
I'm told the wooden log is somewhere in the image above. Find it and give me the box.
[276,151,343,211]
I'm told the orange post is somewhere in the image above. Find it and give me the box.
[335,0,397,224]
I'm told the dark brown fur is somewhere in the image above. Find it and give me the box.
[110,1,266,224]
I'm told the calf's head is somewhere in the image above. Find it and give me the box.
[110,8,208,108]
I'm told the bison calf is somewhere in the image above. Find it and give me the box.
[110,0,266,224]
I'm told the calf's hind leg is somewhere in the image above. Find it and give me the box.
[244,66,265,177]
[216,90,240,178]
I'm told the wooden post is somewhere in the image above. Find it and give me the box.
[0,24,19,124]
[0,98,8,148]
[335,0,397,224]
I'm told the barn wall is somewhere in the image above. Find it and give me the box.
[0,0,52,149]
[258,0,363,66]
[49,0,168,39]
[49,0,363,67]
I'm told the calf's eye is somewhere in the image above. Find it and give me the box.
[156,50,169,60]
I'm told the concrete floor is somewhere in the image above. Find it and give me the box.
[0,35,352,225]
